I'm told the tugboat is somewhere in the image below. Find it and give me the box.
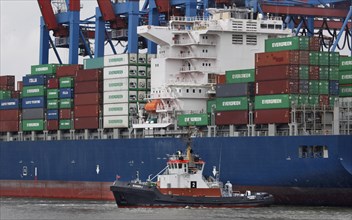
[110,140,274,208]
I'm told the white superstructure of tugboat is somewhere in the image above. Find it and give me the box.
[135,8,291,128]
[110,139,274,207]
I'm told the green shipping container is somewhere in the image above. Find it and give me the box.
[339,56,352,71]
[319,67,329,80]
[0,90,12,100]
[319,80,329,94]
[47,89,59,99]
[59,120,72,130]
[84,57,104,69]
[329,67,339,80]
[216,97,248,111]
[22,119,44,131]
[339,71,352,85]
[254,94,296,110]
[207,99,216,114]
[22,85,46,97]
[59,99,73,109]
[329,52,340,66]
[298,95,309,106]
[309,80,320,95]
[340,85,352,97]
[31,64,59,75]
[265,36,309,52]
[177,114,209,126]
[309,52,319,65]
[225,69,255,83]
[59,77,74,88]
[329,96,338,107]
[308,95,319,105]
[299,66,309,80]
[47,99,59,109]
[319,52,330,66]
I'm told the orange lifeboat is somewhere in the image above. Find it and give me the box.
[144,100,161,112]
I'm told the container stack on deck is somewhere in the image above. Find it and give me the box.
[0,75,19,132]
[339,57,352,97]
[74,68,103,129]
[56,65,82,130]
[102,53,149,128]
[214,69,255,125]
[21,64,59,132]
[253,36,340,124]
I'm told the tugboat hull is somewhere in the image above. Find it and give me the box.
[110,181,274,208]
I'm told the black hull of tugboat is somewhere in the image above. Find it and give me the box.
[110,182,274,208]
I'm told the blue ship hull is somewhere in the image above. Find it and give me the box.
[1,135,351,206]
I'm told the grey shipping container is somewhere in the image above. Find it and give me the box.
[216,83,254,97]
[22,108,45,120]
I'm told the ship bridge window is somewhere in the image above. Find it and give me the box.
[299,145,328,159]
[268,24,275,29]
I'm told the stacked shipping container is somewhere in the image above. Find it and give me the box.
[103,53,150,128]
[21,73,48,131]
[74,69,103,129]
[254,36,340,124]
[0,75,19,132]
[214,69,255,125]
[339,57,352,97]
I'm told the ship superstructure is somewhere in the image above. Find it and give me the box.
[137,8,291,127]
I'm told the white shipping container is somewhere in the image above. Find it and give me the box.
[146,66,151,78]
[104,103,138,116]
[138,78,147,89]
[138,91,146,101]
[147,79,151,89]
[147,54,156,64]
[103,66,138,79]
[104,78,138,91]
[104,54,138,67]
[103,90,137,104]
[103,115,129,128]
[138,66,147,77]
[138,53,147,64]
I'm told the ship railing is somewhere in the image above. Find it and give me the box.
[165,52,216,59]
[170,16,209,22]
[173,40,214,45]
[180,66,216,72]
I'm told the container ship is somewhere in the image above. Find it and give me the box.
[1,5,352,206]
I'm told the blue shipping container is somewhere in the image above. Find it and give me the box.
[23,75,47,86]
[59,88,74,99]
[0,99,20,110]
[22,97,46,109]
[47,110,59,120]
[329,80,339,96]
